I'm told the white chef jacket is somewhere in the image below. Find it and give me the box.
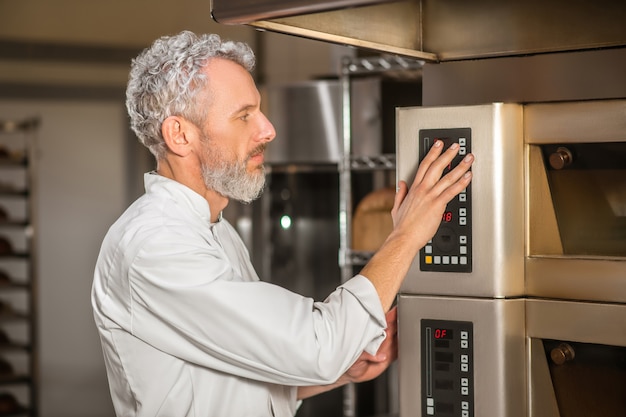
[92,172,387,417]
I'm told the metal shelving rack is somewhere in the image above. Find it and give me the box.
[338,55,424,417]
[0,118,39,417]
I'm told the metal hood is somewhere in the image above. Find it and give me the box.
[211,0,626,61]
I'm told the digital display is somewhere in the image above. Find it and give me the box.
[442,211,453,223]
[433,328,453,339]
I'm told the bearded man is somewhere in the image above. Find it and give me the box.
[91,31,473,417]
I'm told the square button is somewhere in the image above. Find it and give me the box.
[461,387,469,395]
[461,331,469,339]
[459,208,467,216]
[425,256,433,264]
[460,217,467,225]
[425,245,433,254]
[461,340,469,348]
[461,378,469,387]
[461,257,468,265]
[459,194,467,202]
[427,398,434,406]
[452,256,459,265]
[427,406,434,415]
[462,411,469,417]
[460,236,467,244]
[443,256,450,264]
[434,256,441,264]
[462,401,469,410]
[461,363,469,372]
[460,246,467,255]
[461,354,468,363]
[459,138,466,146]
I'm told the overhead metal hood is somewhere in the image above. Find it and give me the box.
[211,0,626,61]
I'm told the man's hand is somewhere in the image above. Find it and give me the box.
[342,306,398,383]
[297,307,398,400]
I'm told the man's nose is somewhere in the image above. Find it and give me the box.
[259,112,276,143]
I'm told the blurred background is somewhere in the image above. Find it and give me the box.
[0,1,362,415]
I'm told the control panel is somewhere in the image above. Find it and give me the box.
[421,319,474,417]
[419,129,472,273]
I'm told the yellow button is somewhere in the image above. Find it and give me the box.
[425,256,433,264]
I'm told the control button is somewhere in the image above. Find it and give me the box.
[459,208,467,216]
[460,236,467,244]
[452,256,459,264]
[462,411,469,417]
[459,147,466,156]
[461,363,469,372]
[459,194,467,202]
[443,256,450,264]
[427,398,434,406]
[460,246,467,255]
[461,387,469,395]
[461,378,469,387]
[460,257,468,265]
[461,331,468,339]
[462,401,469,410]
[461,354,468,363]
[434,256,441,264]
[427,406,434,415]
[459,138,466,146]
[461,340,468,349]
[425,256,433,264]
[460,217,467,225]
[425,245,433,254]
[433,226,457,253]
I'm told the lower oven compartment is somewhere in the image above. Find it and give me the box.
[527,299,626,417]
[540,339,626,417]
[398,296,626,417]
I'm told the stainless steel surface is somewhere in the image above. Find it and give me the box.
[528,338,560,417]
[397,295,527,417]
[397,99,626,417]
[526,299,626,348]
[396,103,525,297]
[263,78,381,164]
[525,99,626,303]
[212,0,626,61]
[422,0,626,61]
[210,0,398,24]
[422,48,626,106]
[524,100,626,145]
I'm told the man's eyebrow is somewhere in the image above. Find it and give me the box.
[230,104,256,117]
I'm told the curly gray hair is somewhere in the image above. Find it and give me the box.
[125,31,255,159]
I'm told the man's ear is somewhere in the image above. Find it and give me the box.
[162,116,191,157]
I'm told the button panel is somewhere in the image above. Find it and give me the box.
[421,319,474,417]
[419,128,472,273]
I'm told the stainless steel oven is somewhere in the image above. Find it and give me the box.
[395,100,626,417]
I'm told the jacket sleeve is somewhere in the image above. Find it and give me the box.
[111,224,387,386]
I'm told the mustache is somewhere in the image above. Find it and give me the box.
[247,144,267,160]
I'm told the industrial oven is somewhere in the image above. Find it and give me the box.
[395,100,626,417]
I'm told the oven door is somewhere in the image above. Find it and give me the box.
[527,299,626,417]
[525,100,626,304]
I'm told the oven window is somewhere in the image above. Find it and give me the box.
[543,143,626,257]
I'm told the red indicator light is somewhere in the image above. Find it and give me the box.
[434,329,447,339]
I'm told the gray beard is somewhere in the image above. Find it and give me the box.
[200,145,266,204]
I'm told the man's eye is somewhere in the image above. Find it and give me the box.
[240,113,250,121]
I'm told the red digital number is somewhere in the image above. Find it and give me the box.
[442,211,453,222]
[434,329,448,339]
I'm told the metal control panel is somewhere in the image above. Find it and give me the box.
[421,319,474,417]
[419,129,472,272]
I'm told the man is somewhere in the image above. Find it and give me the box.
[92,31,473,417]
